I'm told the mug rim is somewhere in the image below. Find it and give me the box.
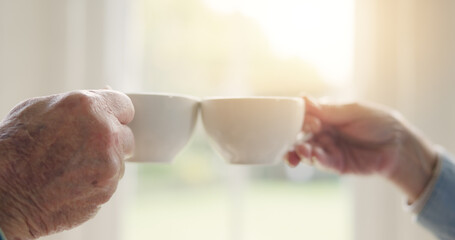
[202,96,302,102]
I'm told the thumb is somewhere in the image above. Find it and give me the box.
[304,96,366,125]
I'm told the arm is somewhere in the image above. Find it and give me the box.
[286,96,451,238]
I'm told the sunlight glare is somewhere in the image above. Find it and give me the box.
[204,0,354,87]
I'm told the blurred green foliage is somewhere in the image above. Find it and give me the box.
[123,180,352,240]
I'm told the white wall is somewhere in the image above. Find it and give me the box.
[0,1,138,239]
[0,0,139,115]
[2,0,454,239]
[353,0,455,239]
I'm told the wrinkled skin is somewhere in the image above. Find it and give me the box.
[286,97,438,202]
[0,90,134,240]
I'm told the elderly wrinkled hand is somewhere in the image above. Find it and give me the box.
[0,90,134,240]
[286,96,438,202]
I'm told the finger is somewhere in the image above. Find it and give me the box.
[295,143,312,159]
[311,137,346,173]
[116,125,133,179]
[312,146,331,167]
[117,125,135,158]
[119,158,126,179]
[304,96,366,126]
[313,133,337,154]
[303,96,321,114]
[317,134,346,166]
[285,151,301,167]
[302,114,322,133]
[91,90,135,125]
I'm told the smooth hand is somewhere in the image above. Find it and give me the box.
[286,97,437,202]
[0,90,134,240]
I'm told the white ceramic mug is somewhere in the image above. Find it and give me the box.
[201,97,304,165]
[126,93,200,163]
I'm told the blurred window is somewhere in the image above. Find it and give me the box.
[122,0,354,239]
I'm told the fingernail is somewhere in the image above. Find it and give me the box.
[284,152,300,168]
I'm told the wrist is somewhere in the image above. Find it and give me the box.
[0,195,36,240]
[387,128,438,202]
[0,139,35,240]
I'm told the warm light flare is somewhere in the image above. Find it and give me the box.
[205,0,354,87]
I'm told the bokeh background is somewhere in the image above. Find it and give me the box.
[1,0,455,240]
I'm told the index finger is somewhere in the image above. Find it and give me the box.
[91,90,135,124]
[303,96,366,126]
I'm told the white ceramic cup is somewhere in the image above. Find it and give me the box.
[126,93,200,163]
[201,97,304,165]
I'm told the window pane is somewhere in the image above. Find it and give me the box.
[122,0,354,239]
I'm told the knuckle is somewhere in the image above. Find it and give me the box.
[98,153,121,181]
[95,185,117,205]
[87,123,123,182]
[345,102,361,109]
[59,90,96,112]
[97,192,114,205]
[98,125,119,148]
[105,126,123,151]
